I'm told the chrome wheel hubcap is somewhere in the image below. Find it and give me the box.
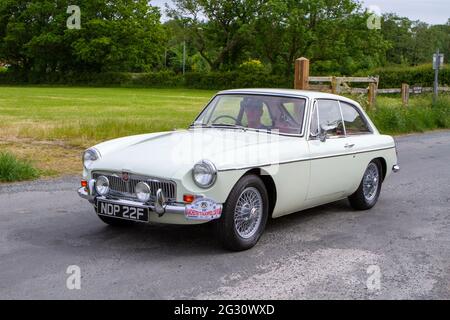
[234,187,263,239]
[363,163,379,202]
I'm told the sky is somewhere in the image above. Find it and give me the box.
[362,0,449,25]
[152,0,450,25]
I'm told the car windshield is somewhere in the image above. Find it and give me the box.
[192,94,307,135]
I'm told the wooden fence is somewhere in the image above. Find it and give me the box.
[294,57,449,107]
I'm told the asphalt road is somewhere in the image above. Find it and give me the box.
[0,131,449,300]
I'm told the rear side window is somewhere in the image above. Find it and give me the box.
[340,102,371,135]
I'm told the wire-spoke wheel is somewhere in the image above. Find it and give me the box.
[234,187,263,239]
[349,159,383,211]
[363,163,380,202]
[217,175,269,251]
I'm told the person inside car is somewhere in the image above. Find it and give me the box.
[242,98,271,130]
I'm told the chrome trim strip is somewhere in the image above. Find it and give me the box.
[92,171,177,202]
[218,146,396,172]
[78,187,95,203]
[307,98,375,140]
[78,187,187,216]
[95,196,186,215]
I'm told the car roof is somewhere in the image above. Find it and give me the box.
[218,88,360,105]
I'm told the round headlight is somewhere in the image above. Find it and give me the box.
[95,176,110,196]
[83,148,100,170]
[136,182,151,203]
[192,160,217,188]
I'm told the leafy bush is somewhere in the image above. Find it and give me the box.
[0,152,40,182]
[360,64,450,89]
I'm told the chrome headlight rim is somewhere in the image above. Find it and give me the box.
[135,182,151,203]
[95,175,110,196]
[192,160,217,189]
[83,148,101,170]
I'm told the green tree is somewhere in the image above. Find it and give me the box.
[254,0,389,75]
[167,0,264,71]
[0,0,165,74]
[381,14,450,66]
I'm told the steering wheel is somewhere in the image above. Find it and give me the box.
[212,115,240,125]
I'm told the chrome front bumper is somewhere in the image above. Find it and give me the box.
[77,187,186,216]
[393,165,400,173]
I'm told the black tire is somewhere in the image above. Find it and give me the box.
[217,175,269,251]
[97,214,136,227]
[348,159,383,211]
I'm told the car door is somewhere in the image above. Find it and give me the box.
[306,99,356,200]
[339,100,378,192]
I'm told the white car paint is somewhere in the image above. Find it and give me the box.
[81,89,398,224]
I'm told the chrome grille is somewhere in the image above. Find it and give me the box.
[92,172,177,202]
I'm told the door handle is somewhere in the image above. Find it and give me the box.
[345,143,356,149]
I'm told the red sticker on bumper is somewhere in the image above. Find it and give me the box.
[185,198,222,221]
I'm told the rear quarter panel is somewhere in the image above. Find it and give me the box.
[346,134,398,194]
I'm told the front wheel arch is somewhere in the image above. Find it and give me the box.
[217,174,270,251]
[242,168,277,218]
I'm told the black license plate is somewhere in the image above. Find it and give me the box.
[97,200,149,223]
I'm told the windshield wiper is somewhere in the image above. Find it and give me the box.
[210,123,247,131]
[189,124,210,129]
[189,123,248,131]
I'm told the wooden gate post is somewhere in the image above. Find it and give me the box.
[331,77,337,94]
[294,57,309,90]
[401,83,410,107]
[368,83,377,109]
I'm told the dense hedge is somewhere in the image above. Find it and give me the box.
[361,64,450,89]
[2,64,447,90]
[185,71,291,90]
[0,69,291,90]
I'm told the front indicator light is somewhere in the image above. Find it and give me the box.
[183,194,195,204]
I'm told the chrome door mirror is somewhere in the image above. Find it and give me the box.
[319,123,337,142]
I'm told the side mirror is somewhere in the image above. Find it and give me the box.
[319,123,337,142]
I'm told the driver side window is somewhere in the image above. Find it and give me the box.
[318,99,345,137]
[311,99,345,138]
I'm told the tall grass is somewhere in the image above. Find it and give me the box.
[0,152,40,182]
[367,95,450,135]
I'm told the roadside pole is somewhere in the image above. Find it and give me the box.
[183,41,186,75]
[433,49,444,104]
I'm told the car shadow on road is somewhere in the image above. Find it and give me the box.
[8,199,353,257]
[81,199,352,255]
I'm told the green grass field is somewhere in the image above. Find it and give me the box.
[0,86,214,146]
[0,86,214,177]
[0,86,449,179]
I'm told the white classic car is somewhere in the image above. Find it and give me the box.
[78,89,399,251]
